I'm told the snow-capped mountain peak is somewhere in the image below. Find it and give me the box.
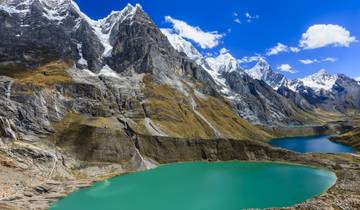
[300,69,338,91]
[161,29,231,89]
[247,57,271,80]
[160,28,203,60]
[205,50,242,74]
[247,58,288,90]
[75,3,144,58]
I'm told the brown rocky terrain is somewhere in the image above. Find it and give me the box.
[331,115,360,150]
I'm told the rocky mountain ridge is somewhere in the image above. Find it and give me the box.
[162,30,335,125]
[162,28,360,115]
[247,58,289,90]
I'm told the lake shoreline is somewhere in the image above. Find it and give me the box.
[269,135,356,153]
[1,135,359,210]
[51,161,338,210]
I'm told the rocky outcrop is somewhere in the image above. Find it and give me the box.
[135,135,291,163]
[223,71,313,125]
[330,116,360,150]
[331,130,360,150]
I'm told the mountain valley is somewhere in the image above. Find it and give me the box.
[0,1,359,209]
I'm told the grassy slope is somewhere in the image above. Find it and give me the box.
[292,108,346,125]
[141,76,270,141]
[0,60,73,88]
[3,60,345,143]
[331,115,360,150]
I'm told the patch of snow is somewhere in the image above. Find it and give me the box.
[287,80,301,92]
[98,65,121,79]
[0,0,31,15]
[247,57,288,90]
[300,69,337,91]
[38,0,71,23]
[5,80,14,99]
[71,3,142,57]
[247,57,271,80]
[205,51,244,94]
[161,28,203,60]
[0,5,18,14]
[161,26,239,96]
[206,51,241,74]
[76,43,88,66]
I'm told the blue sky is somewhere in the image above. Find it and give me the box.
[74,0,360,79]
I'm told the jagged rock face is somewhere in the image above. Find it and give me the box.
[332,74,360,111]
[0,0,71,67]
[247,58,288,90]
[288,71,360,112]
[277,86,314,111]
[223,71,301,125]
[105,6,217,93]
[106,7,176,75]
[0,0,105,71]
[161,31,317,125]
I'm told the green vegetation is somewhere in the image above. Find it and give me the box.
[0,60,73,88]
[143,76,216,139]
[142,76,270,141]
[289,106,346,126]
[331,115,360,150]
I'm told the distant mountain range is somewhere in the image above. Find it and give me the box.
[162,29,360,118]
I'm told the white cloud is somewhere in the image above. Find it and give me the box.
[356,77,360,82]
[164,16,224,49]
[219,48,229,54]
[266,43,300,56]
[299,59,318,64]
[238,55,263,64]
[299,24,357,49]
[245,12,259,23]
[234,18,241,24]
[322,57,337,62]
[277,64,296,73]
[289,47,300,53]
[299,57,338,64]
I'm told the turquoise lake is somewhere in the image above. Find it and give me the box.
[51,161,336,210]
[270,135,355,153]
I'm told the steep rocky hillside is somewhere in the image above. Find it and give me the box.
[331,115,360,150]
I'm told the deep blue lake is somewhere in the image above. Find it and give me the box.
[270,135,355,153]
